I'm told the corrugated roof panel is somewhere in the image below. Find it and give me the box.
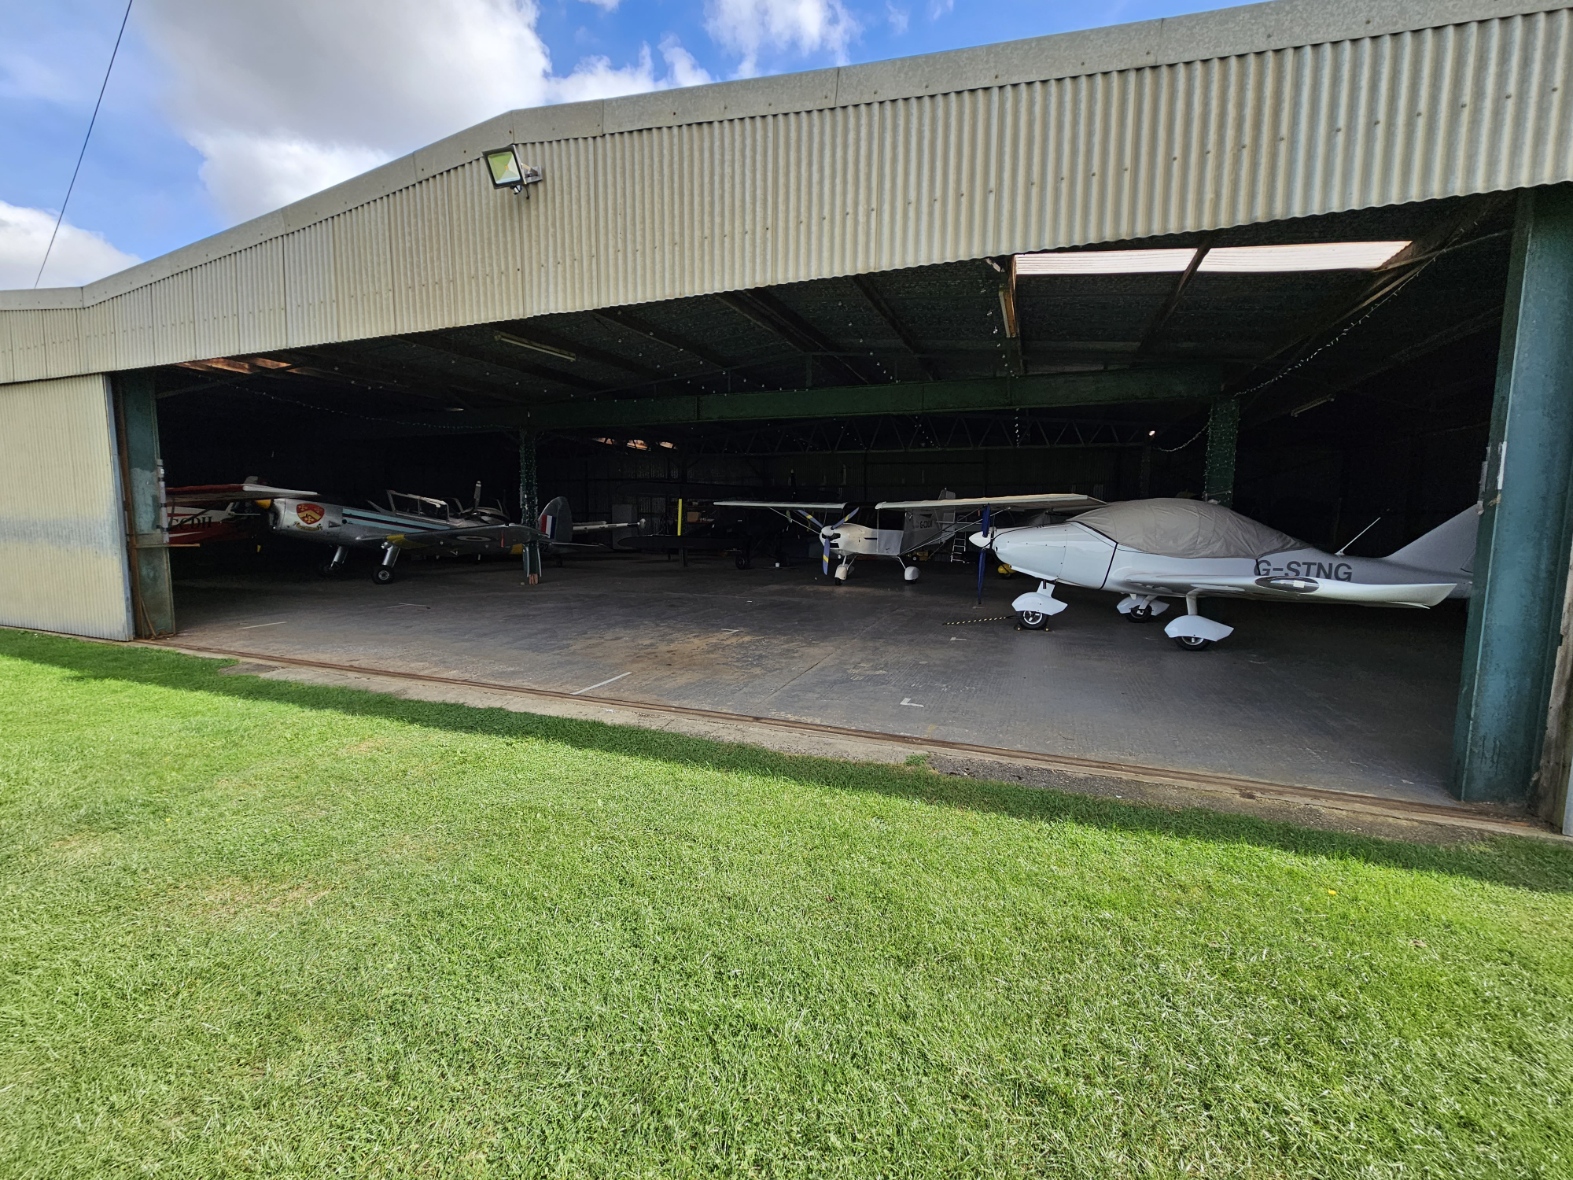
[333,198,395,342]
[235,239,287,350]
[111,285,156,371]
[189,254,241,361]
[148,272,197,367]
[283,220,337,347]
[7,310,46,383]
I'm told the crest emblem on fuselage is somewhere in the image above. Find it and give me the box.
[295,502,325,527]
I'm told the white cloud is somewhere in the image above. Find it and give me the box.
[705,0,859,76]
[886,4,910,35]
[0,201,141,289]
[130,0,709,225]
[191,134,392,225]
[577,0,623,10]
[659,37,716,89]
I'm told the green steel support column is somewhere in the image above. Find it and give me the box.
[519,428,542,583]
[112,372,175,637]
[1203,397,1239,506]
[1452,186,1573,805]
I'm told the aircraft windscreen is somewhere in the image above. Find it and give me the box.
[1073,498,1302,559]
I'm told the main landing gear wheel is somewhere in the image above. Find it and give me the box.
[1018,610,1049,630]
[1126,604,1156,623]
[735,553,753,570]
[1172,634,1213,651]
[372,567,396,585]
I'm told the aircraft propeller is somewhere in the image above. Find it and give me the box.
[805,507,859,576]
[976,505,991,604]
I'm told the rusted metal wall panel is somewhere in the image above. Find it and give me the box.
[2,5,1572,381]
[0,374,132,640]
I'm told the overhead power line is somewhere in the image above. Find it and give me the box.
[33,0,135,289]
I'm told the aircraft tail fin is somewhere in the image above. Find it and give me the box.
[1384,505,1479,574]
[538,495,573,544]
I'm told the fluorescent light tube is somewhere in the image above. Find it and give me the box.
[1014,249,1197,276]
[1198,241,1410,272]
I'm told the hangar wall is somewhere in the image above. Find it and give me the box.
[2,0,1571,385]
[0,375,133,640]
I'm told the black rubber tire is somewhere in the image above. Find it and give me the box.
[735,553,752,570]
[1018,610,1049,630]
[1126,605,1155,623]
[373,567,396,585]
[317,563,339,579]
[1172,634,1212,651]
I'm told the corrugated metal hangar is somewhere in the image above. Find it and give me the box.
[3,0,1572,830]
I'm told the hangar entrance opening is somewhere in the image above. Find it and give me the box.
[149,197,1511,806]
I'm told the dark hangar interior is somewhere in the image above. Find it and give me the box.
[155,193,1509,560]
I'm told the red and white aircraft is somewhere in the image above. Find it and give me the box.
[164,482,316,547]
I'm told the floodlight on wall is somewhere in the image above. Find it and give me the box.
[484,146,543,194]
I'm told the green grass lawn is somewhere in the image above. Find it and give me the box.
[1,631,1570,1178]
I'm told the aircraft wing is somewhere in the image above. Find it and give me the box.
[166,482,316,505]
[383,522,545,550]
[713,500,847,511]
[875,493,1102,512]
[1124,573,1456,609]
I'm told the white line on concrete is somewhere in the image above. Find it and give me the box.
[239,621,287,630]
[572,671,630,696]
[900,697,924,707]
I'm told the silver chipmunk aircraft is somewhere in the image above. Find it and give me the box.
[972,497,1478,649]
[269,485,590,583]
[717,492,1101,582]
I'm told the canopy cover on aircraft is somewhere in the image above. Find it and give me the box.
[1074,499,1302,559]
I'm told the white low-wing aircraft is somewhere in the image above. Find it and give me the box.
[717,493,1101,583]
[971,497,1478,649]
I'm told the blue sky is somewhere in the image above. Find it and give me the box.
[0,0,1245,288]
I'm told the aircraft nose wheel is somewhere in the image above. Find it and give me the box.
[372,567,396,585]
[1126,604,1156,622]
[1017,610,1049,630]
[1172,634,1213,651]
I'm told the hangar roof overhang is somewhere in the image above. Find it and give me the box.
[0,0,1565,392]
[153,193,1513,460]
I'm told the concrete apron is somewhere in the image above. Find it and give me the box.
[152,639,1561,845]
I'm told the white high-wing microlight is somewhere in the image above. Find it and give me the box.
[972,498,1478,649]
[717,492,1101,582]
